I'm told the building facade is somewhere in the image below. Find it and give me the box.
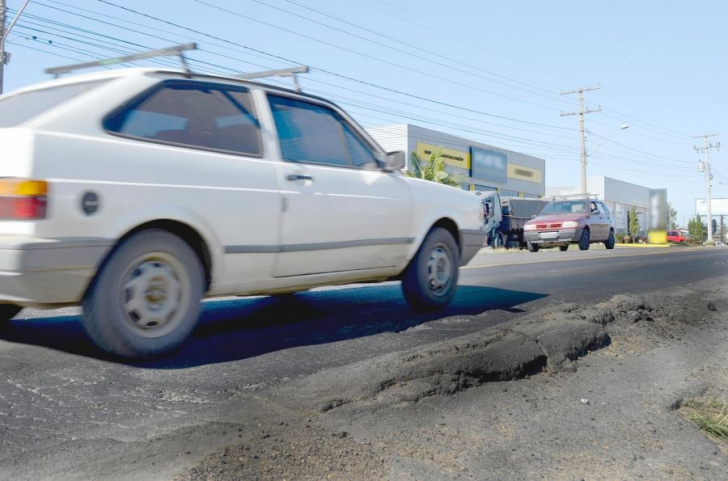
[547,177,667,235]
[367,123,546,198]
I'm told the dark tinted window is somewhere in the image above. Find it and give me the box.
[269,95,348,166]
[0,80,109,128]
[105,82,261,156]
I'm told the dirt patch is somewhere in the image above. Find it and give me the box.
[175,421,390,481]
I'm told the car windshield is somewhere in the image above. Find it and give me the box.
[0,80,109,128]
[540,200,587,215]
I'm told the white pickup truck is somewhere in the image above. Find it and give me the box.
[0,60,485,358]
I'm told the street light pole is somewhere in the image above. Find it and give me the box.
[560,86,602,195]
[587,124,629,159]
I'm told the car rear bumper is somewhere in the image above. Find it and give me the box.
[0,236,113,306]
[460,229,487,265]
[524,228,583,245]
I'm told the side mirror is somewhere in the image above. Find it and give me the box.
[382,151,405,172]
[531,215,537,219]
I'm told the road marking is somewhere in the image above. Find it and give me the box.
[462,247,704,270]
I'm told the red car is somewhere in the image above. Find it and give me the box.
[667,230,688,244]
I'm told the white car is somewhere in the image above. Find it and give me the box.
[0,60,485,358]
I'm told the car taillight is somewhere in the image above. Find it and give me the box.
[0,179,48,220]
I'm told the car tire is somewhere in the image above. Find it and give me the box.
[578,229,590,251]
[559,246,568,252]
[494,233,504,249]
[604,231,616,250]
[527,241,539,252]
[81,229,205,359]
[0,304,22,323]
[402,227,459,311]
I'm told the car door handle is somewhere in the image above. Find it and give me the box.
[286,174,313,182]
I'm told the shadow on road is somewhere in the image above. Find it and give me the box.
[0,284,547,368]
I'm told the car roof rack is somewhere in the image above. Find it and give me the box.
[550,193,600,201]
[234,66,310,93]
[44,42,198,78]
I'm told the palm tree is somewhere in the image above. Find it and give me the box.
[407,148,462,188]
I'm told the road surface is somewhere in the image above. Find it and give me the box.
[0,246,725,480]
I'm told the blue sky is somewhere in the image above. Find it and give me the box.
[4,0,727,224]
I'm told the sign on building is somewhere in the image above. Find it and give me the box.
[415,142,470,169]
[470,146,507,184]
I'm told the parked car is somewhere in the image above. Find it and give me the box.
[0,54,485,358]
[523,197,615,252]
[667,230,689,244]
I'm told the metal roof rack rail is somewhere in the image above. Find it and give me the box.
[551,193,600,200]
[44,42,198,78]
[234,65,309,92]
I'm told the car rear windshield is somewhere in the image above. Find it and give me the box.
[540,200,587,215]
[0,80,109,128]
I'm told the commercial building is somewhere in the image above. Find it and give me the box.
[367,123,546,198]
[547,177,667,235]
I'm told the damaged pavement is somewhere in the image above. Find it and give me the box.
[176,279,728,481]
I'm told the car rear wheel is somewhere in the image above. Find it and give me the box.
[402,227,459,311]
[559,245,569,252]
[604,231,616,250]
[82,229,205,359]
[0,304,22,323]
[527,241,539,252]
[578,229,590,251]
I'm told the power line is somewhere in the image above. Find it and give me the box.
[93,0,574,132]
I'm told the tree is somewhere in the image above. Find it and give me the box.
[628,206,640,239]
[667,202,678,229]
[688,215,705,244]
[407,149,462,188]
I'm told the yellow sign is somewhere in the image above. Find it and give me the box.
[507,164,542,183]
[415,142,470,169]
[648,231,667,244]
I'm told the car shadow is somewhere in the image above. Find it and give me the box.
[0,284,547,368]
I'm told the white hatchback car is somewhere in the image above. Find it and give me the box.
[0,63,485,358]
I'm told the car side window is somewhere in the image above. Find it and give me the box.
[268,95,349,167]
[104,81,262,156]
[599,202,610,216]
[342,123,378,168]
[268,94,377,169]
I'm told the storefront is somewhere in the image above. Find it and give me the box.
[366,123,546,198]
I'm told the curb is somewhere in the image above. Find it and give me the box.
[615,243,670,248]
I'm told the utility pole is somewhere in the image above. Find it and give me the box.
[560,86,602,195]
[0,0,6,95]
[0,0,33,95]
[694,133,720,243]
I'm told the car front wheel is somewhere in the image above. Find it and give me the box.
[604,231,616,250]
[402,227,459,311]
[559,245,569,252]
[578,229,590,251]
[82,229,205,359]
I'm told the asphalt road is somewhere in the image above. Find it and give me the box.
[0,246,726,480]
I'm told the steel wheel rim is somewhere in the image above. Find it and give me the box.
[426,243,454,296]
[118,252,191,338]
